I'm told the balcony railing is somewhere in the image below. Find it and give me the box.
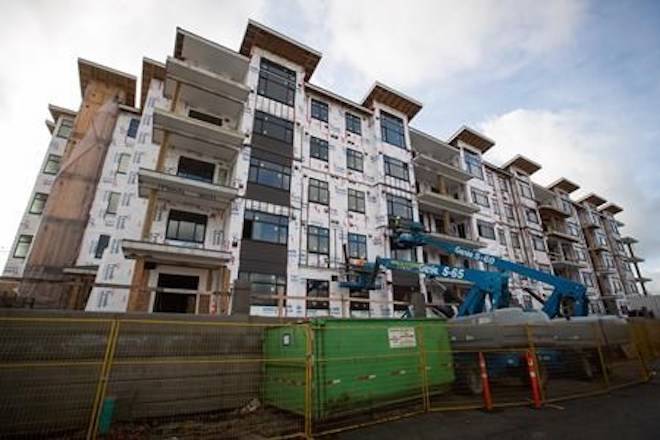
[538,198,572,218]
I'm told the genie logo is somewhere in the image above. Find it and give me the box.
[454,246,496,265]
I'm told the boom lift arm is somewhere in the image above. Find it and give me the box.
[390,219,589,318]
[339,256,510,317]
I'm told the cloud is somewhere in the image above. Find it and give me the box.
[479,108,660,291]
[304,0,586,89]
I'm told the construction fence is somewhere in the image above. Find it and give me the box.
[0,311,658,439]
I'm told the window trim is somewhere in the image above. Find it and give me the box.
[380,111,406,148]
[127,118,140,138]
[308,178,329,205]
[348,188,366,214]
[386,193,413,220]
[166,209,208,244]
[471,188,490,208]
[310,136,329,162]
[384,155,409,181]
[106,192,121,215]
[347,233,368,259]
[29,192,48,215]
[248,157,291,191]
[243,209,289,245]
[306,279,330,310]
[345,113,362,135]
[257,58,297,106]
[307,225,330,256]
[43,154,62,175]
[253,110,294,145]
[346,149,364,172]
[477,220,496,240]
[13,234,33,259]
[311,99,329,123]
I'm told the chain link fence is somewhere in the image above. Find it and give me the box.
[1,311,658,439]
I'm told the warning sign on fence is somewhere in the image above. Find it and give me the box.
[388,327,416,348]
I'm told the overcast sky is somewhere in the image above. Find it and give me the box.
[0,0,658,291]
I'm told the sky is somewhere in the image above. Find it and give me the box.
[0,0,658,291]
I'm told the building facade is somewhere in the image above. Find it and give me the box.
[2,20,652,316]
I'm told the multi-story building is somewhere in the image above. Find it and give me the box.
[2,20,652,316]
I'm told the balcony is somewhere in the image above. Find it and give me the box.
[594,263,617,275]
[413,154,472,183]
[581,212,601,229]
[417,190,479,216]
[544,225,579,243]
[122,239,231,268]
[153,108,244,162]
[428,231,485,249]
[548,252,585,269]
[137,168,238,209]
[538,198,571,218]
[625,255,645,263]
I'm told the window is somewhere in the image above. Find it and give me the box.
[253,111,294,145]
[576,247,587,262]
[390,236,417,262]
[177,156,215,183]
[308,178,329,205]
[243,210,288,245]
[311,99,329,122]
[29,193,48,215]
[498,228,507,246]
[43,154,62,175]
[486,171,494,186]
[57,119,73,138]
[348,189,366,213]
[464,150,483,179]
[532,235,546,252]
[519,181,534,199]
[153,274,199,313]
[310,137,329,161]
[511,232,521,249]
[504,203,515,221]
[492,198,501,215]
[13,235,32,258]
[346,149,363,172]
[189,109,222,127]
[258,58,296,106]
[567,222,580,237]
[117,153,131,174]
[127,118,139,138]
[166,210,207,243]
[477,221,496,240]
[498,176,509,192]
[308,225,329,257]
[307,280,329,310]
[380,111,405,148]
[471,188,490,208]
[386,194,413,220]
[384,156,409,181]
[248,157,291,190]
[345,113,362,135]
[239,272,286,307]
[106,192,120,215]
[95,234,110,259]
[525,208,539,224]
[561,198,573,215]
[348,233,368,259]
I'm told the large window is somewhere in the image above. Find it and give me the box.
[177,156,215,183]
[310,137,329,161]
[253,111,294,145]
[498,228,507,246]
[243,210,288,245]
[95,234,110,259]
[308,226,329,257]
[43,154,61,175]
[464,150,483,179]
[504,203,515,221]
[346,149,363,172]
[189,109,223,127]
[348,233,367,259]
[519,181,534,199]
[308,178,329,205]
[166,210,207,243]
[567,222,580,237]
[248,157,291,190]
[106,192,121,215]
[384,156,409,181]
[117,153,131,175]
[531,234,546,252]
[386,194,413,220]
[29,193,48,215]
[127,118,140,138]
[525,208,539,224]
[306,279,329,311]
[471,188,490,208]
[257,58,296,106]
[498,176,509,192]
[13,235,32,258]
[239,272,286,307]
[582,272,594,288]
[311,99,329,122]
[348,189,366,213]
[511,232,521,248]
[477,220,496,240]
[57,118,74,138]
[345,113,362,135]
[380,111,405,148]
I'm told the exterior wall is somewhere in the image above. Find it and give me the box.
[3,118,71,277]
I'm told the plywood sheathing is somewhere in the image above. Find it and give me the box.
[20,81,126,308]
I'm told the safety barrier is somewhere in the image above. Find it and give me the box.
[0,313,658,439]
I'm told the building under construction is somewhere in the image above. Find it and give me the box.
[1,20,652,317]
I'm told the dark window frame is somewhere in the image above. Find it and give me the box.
[308,178,329,205]
[57,118,74,139]
[257,58,297,106]
[127,118,140,138]
[477,220,496,240]
[346,149,364,172]
[43,154,62,175]
[177,156,215,183]
[166,209,208,244]
[311,99,329,122]
[310,137,329,161]
[239,271,287,307]
[95,234,110,259]
[29,192,48,215]
[106,192,121,215]
[248,157,291,191]
[345,113,362,135]
[189,109,223,127]
[386,193,413,220]
[348,233,368,259]
[13,234,33,259]
[253,111,294,145]
[242,209,288,245]
[384,155,409,181]
[306,279,330,310]
[308,225,330,256]
[471,188,490,208]
[348,188,366,213]
[380,111,406,148]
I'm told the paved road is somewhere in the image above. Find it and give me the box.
[336,375,660,440]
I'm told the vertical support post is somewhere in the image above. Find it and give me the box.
[478,352,493,411]
[416,325,431,411]
[628,322,651,382]
[592,322,610,390]
[304,323,314,439]
[87,319,120,440]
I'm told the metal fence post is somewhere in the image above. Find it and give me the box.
[86,319,120,440]
[304,323,314,439]
[416,325,431,412]
[592,322,610,391]
[628,322,651,382]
